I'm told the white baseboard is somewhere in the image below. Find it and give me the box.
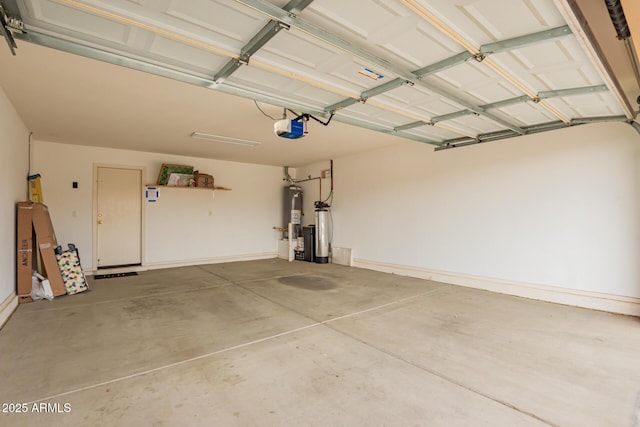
[0,293,18,329]
[353,259,640,317]
[85,252,277,275]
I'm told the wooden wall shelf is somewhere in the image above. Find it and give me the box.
[146,185,232,191]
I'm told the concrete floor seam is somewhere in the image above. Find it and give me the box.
[321,286,451,324]
[23,280,447,405]
[232,279,449,327]
[230,281,557,425]
[23,321,323,406]
[195,266,233,282]
[324,326,558,427]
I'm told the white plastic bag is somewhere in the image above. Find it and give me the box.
[30,271,54,301]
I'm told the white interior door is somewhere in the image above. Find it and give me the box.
[96,167,142,268]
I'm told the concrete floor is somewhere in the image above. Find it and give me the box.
[0,259,639,426]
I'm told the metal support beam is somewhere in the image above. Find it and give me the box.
[232,0,525,134]
[423,86,524,134]
[394,121,430,132]
[239,20,287,63]
[413,26,571,79]
[325,97,359,113]
[522,120,567,133]
[283,0,316,15]
[480,25,571,55]
[325,78,410,113]
[431,110,473,123]
[479,95,531,110]
[0,4,18,55]
[435,115,628,151]
[213,60,244,85]
[402,0,573,124]
[413,51,472,78]
[400,84,611,132]
[361,78,412,99]
[538,84,608,99]
[570,115,627,125]
[214,0,314,84]
[332,116,439,145]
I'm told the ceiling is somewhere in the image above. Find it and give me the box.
[0,0,638,167]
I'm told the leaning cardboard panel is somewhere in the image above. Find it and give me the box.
[16,202,35,303]
[31,203,66,296]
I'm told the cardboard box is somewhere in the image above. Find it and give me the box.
[194,172,214,188]
[31,203,66,297]
[37,237,66,296]
[32,202,56,241]
[16,202,35,303]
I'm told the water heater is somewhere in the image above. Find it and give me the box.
[283,185,303,239]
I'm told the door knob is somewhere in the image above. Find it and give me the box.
[98,220,104,224]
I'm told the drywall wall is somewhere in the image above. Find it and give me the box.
[31,141,283,271]
[298,122,640,301]
[0,88,29,316]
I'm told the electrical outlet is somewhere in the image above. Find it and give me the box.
[321,169,331,179]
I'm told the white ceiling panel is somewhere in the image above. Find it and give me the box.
[260,28,338,70]
[281,85,347,108]
[339,101,417,127]
[406,0,565,46]
[147,35,229,72]
[378,20,459,68]
[544,92,625,119]
[303,0,462,69]
[405,124,466,141]
[431,59,523,103]
[375,84,464,119]
[490,38,605,93]
[164,0,272,47]
[448,113,506,134]
[454,0,565,42]
[25,0,130,44]
[306,0,407,40]
[495,102,559,126]
[254,29,401,95]
[227,64,344,108]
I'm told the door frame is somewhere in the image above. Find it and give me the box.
[92,163,146,271]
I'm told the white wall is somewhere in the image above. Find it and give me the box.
[32,141,283,270]
[300,122,640,301]
[0,88,29,308]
